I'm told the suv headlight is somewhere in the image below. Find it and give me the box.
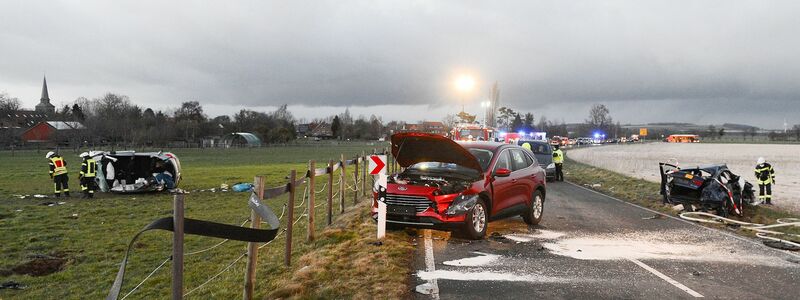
[445,194,479,216]
[547,163,555,169]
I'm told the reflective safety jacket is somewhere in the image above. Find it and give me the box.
[754,162,775,184]
[80,158,97,178]
[49,156,68,176]
[552,149,564,164]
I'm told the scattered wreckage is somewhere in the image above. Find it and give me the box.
[88,150,182,193]
[659,161,756,217]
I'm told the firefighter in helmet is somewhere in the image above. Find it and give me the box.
[552,144,564,181]
[79,152,98,198]
[46,151,70,197]
[754,157,775,205]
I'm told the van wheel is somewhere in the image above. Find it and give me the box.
[522,191,544,225]
[462,198,488,240]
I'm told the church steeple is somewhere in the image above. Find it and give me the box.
[35,75,55,115]
[41,76,50,102]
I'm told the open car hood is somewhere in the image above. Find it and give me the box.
[391,132,483,173]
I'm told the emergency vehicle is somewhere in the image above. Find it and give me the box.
[450,123,493,141]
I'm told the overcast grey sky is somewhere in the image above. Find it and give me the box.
[1,0,798,128]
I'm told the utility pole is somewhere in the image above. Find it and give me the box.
[489,82,500,128]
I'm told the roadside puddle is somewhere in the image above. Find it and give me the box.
[504,230,565,242]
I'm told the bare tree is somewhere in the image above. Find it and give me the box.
[747,127,758,141]
[705,125,717,140]
[497,107,517,130]
[442,114,458,130]
[174,101,206,141]
[0,92,21,112]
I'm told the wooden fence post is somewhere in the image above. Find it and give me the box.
[243,176,264,300]
[307,161,315,242]
[361,151,366,197]
[327,160,333,225]
[353,155,359,205]
[285,170,296,266]
[340,154,346,214]
[172,194,185,300]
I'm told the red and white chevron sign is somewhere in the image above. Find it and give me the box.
[369,155,387,175]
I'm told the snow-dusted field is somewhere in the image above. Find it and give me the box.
[568,143,800,213]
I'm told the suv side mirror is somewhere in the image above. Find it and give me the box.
[494,168,511,177]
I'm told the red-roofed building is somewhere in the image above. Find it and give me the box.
[21,121,85,143]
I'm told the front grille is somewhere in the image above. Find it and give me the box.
[384,194,432,213]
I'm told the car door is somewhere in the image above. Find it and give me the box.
[490,150,516,215]
[509,149,535,206]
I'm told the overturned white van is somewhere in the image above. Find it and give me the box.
[88,151,182,193]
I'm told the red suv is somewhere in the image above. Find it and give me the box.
[372,132,547,239]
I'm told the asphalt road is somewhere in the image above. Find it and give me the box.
[411,181,800,299]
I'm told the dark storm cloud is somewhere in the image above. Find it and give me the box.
[1,0,799,127]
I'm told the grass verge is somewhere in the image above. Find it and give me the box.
[0,145,408,299]
[267,205,413,299]
[564,157,800,237]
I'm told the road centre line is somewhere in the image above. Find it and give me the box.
[423,229,440,300]
[627,258,704,298]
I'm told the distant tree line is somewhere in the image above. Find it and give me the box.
[2,92,298,147]
[317,108,386,140]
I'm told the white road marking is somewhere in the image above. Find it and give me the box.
[423,229,440,299]
[628,258,704,298]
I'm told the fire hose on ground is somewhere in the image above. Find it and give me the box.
[679,212,800,250]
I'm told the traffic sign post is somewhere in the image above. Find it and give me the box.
[376,174,387,239]
[370,155,388,239]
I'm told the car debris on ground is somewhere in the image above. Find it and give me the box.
[0,281,26,290]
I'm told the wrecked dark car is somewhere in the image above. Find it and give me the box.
[659,162,755,216]
[89,150,182,193]
[372,132,547,239]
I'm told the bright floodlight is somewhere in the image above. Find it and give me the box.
[455,75,476,92]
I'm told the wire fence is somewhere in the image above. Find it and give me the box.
[112,147,397,300]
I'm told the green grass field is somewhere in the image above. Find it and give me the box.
[0,142,403,299]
